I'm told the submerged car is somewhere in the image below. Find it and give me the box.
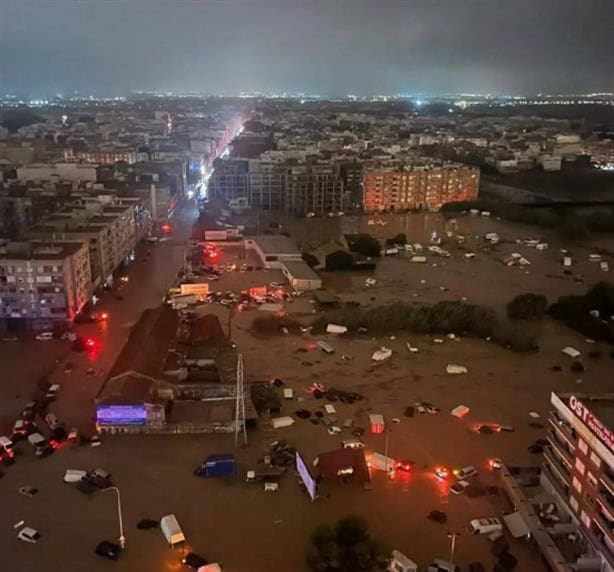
[183,552,208,569]
[95,540,121,560]
[17,527,41,543]
[427,510,448,524]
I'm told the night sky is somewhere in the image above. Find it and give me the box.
[1,0,612,97]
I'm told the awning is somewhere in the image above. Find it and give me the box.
[503,511,530,538]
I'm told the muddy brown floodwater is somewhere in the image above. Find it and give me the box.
[2,211,613,572]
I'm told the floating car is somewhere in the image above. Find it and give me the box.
[17,527,41,543]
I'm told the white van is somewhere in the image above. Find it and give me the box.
[427,559,458,572]
[27,432,51,456]
[64,469,87,483]
[369,452,396,472]
[389,550,418,572]
[466,517,502,535]
[341,439,365,449]
[0,435,14,454]
[454,465,478,480]
[35,332,53,341]
[160,514,185,547]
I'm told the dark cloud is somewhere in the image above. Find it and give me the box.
[1,0,612,96]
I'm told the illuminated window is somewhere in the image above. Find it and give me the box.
[572,476,582,494]
[590,451,602,468]
[575,458,586,475]
[569,495,579,512]
[580,510,591,529]
[578,439,588,454]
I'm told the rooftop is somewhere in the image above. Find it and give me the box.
[556,392,614,432]
[0,240,84,260]
[250,235,299,256]
[280,260,321,281]
[96,370,157,405]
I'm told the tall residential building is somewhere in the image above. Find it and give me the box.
[362,164,479,211]
[541,392,614,569]
[285,165,345,215]
[210,159,345,215]
[0,240,91,328]
[27,203,136,287]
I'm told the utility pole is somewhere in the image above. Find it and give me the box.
[234,353,247,447]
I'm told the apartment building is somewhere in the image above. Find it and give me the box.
[285,166,345,215]
[543,392,614,570]
[363,164,480,212]
[74,149,139,165]
[0,240,91,329]
[210,159,345,215]
[27,203,136,287]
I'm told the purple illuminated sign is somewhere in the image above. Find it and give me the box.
[97,405,147,426]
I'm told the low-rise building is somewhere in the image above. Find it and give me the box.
[244,235,303,269]
[16,162,98,183]
[280,260,322,291]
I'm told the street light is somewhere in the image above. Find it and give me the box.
[103,487,125,549]
[447,531,460,567]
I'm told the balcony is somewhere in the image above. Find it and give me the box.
[543,449,572,485]
[597,497,614,527]
[548,413,576,448]
[547,430,575,465]
[593,509,614,542]
[601,470,614,497]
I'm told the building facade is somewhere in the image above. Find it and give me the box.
[210,159,346,215]
[27,203,136,287]
[362,164,480,211]
[544,392,614,570]
[0,241,91,329]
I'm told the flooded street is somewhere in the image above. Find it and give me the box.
[3,208,613,572]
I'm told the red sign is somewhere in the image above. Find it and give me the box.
[569,395,614,454]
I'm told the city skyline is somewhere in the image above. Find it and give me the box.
[1,0,612,97]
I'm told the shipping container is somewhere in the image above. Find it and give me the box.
[194,454,236,478]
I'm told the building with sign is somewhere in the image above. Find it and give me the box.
[95,371,165,433]
[543,392,614,570]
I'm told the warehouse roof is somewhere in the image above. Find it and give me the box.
[250,235,299,256]
[281,260,321,281]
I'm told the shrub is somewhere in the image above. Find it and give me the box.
[251,314,302,335]
[306,516,389,572]
[314,300,540,352]
[549,282,614,344]
[507,293,548,321]
[346,234,381,258]
[389,233,407,246]
[557,222,589,241]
